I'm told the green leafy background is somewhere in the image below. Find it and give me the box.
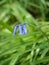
[0,0,49,65]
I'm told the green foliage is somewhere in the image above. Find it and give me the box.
[0,0,49,65]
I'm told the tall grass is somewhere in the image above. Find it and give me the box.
[0,0,49,65]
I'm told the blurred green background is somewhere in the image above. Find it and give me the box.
[0,0,49,65]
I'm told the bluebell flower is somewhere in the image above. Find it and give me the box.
[13,23,27,36]
[23,23,27,34]
[19,23,27,35]
[19,24,24,35]
[13,25,19,36]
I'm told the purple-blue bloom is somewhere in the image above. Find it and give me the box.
[13,25,19,36]
[19,24,24,35]
[22,23,27,34]
[13,23,27,36]
[19,23,27,35]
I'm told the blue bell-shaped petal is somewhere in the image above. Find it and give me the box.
[22,23,27,34]
[19,24,24,35]
[13,25,19,36]
[19,23,27,35]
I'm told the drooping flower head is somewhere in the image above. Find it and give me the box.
[19,23,27,35]
[13,25,19,36]
[13,23,27,36]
